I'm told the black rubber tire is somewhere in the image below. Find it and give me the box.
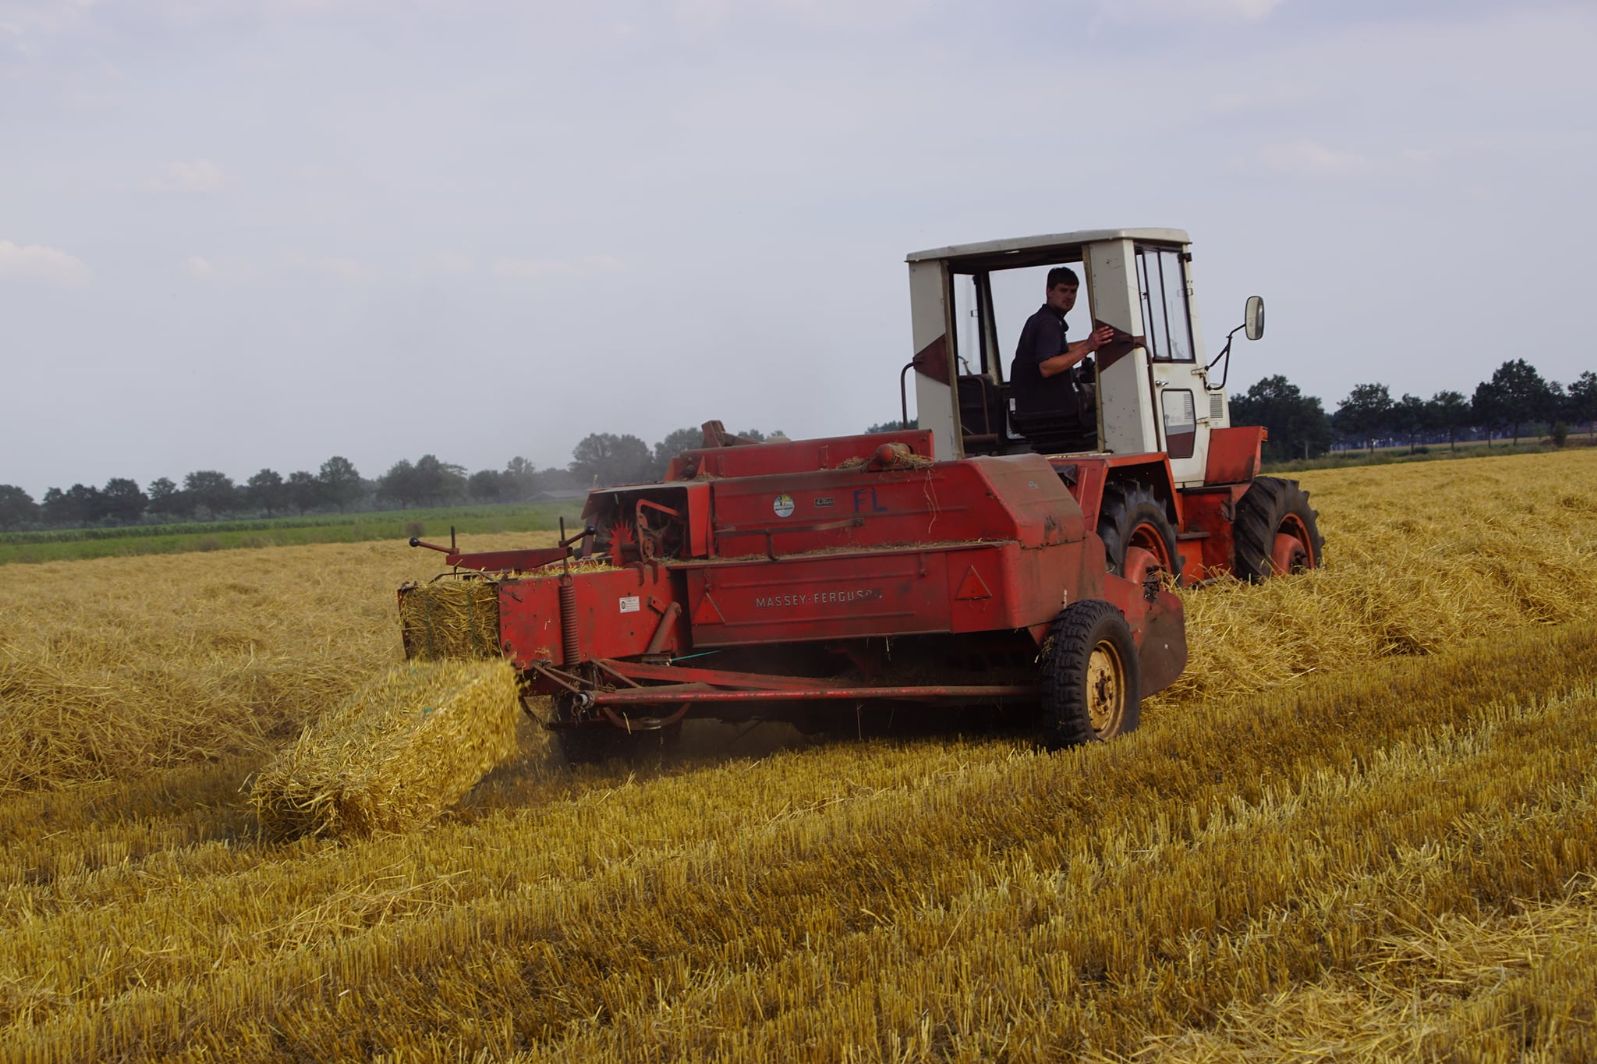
[552,724,626,765]
[1096,480,1182,582]
[552,708,682,766]
[1232,476,1325,582]
[1038,600,1141,749]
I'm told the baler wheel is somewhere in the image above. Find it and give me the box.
[1039,600,1141,749]
[1232,476,1324,582]
[553,725,626,765]
[1097,482,1181,586]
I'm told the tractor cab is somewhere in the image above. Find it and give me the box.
[903,228,1262,489]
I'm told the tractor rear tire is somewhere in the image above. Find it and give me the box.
[1232,477,1324,582]
[1039,600,1141,749]
[1096,481,1182,584]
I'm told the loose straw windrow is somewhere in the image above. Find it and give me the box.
[247,658,521,839]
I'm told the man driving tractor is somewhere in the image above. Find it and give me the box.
[1009,266,1115,437]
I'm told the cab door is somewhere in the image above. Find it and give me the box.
[1136,244,1215,486]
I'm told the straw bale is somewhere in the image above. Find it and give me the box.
[398,578,502,660]
[248,658,521,839]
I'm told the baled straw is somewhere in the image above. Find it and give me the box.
[248,658,521,839]
[397,579,502,661]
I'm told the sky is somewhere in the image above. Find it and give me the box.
[2,0,1594,496]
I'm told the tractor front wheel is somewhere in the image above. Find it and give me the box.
[1232,476,1324,581]
[1097,481,1181,586]
[1039,600,1142,749]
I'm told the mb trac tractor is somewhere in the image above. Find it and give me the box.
[402,228,1320,760]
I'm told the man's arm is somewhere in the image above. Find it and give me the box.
[1038,325,1115,378]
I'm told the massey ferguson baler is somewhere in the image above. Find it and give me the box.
[403,430,1186,760]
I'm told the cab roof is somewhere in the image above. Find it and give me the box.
[906,228,1190,271]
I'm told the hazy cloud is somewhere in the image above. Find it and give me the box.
[149,159,226,193]
[0,239,90,286]
[1098,0,1282,23]
[184,254,216,279]
[426,251,475,276]
[1257,138,1375,178]
[287,253,370,283]
[491,254,625,281]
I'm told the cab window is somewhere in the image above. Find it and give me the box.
[1136,246,1195,363]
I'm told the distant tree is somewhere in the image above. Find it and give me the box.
[1425,390,1472,452]
[0,485,38,530]
[285,471,323,514]
[1473,358,1552,444]
[501,457,546,501]
[247,469,286,516]
[652,427,707,478]
[377,460,418,508]
[318,456,364,511]
[571,433,653,487]
[100,477,148,524]
[146,477,192,519]
[467,469,505,501]
[1333,383,1394,453]
[1229,375,1333,461]
[1391,393,1429,453]
[410,455,467,505]
[1566,370,1597,439]
[182,470,237,518]
[41,483,105,526]
[866,419,914,433]
[40,488,66,525]
[1543,379,1572,446]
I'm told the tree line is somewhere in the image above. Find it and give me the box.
[0,426,783,532]
[5,355,1589,532]
[1230,360,1594,462]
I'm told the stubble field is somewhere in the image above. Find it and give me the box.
[2,449,1596,1062]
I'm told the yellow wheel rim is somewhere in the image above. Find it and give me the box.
[1086,639,1126,735]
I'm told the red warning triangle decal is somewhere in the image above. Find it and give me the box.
[692,592,726,624]
[954,565,992,601]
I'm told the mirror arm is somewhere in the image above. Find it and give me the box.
[1206,323,1245,372]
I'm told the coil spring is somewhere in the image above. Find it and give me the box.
[558,576,580,665]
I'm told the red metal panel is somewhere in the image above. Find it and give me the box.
[442,546,569,573]
[667,431,935,481]
[706,453,1081,560]
[1176,485,1251,580]
[1206,426,1265,485]
[592,683,1033,706]
[497,566,684,667]
[966,456,1085,547]
[685,551,953,647]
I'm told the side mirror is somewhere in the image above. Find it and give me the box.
[1244,295,1265,341]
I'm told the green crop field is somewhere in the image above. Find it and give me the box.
[0,502,578,566]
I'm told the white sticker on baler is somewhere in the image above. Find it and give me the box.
[619,596,641,614]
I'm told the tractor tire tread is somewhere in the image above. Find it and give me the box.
[1039,599,1142,749]
[1232,476,1324,582]
[1097,480,1182,581]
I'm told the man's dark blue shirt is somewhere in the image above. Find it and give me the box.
[1010,304,1078,416]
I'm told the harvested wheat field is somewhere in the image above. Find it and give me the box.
[2,448,1596,1062]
